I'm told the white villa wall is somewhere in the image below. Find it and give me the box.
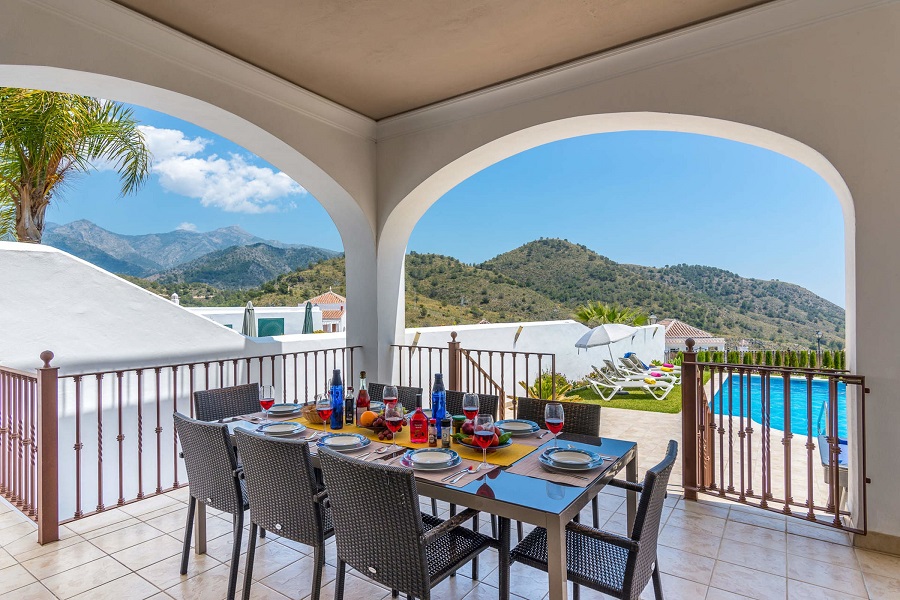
[187,306,324,335]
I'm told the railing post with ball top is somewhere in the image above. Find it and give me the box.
[448,332,461,391]
[682,339,699,501]
[37,351,59,544]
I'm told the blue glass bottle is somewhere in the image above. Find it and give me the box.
[330,369,344,429]
[431,373,446,438]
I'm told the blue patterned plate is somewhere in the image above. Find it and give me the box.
[400,450,462,471]
[495,419,539,436]
[267,403,302,416]
[539,447,605,471]
[317,433,370,452]
[256,422,306,437]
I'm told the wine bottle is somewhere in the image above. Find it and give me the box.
[330,369,344,429]
[431,373,446,438]
[409,392,428,444]
[356,371,370,424]
[344,386,355,425]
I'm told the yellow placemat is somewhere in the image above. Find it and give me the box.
[295,418,537,467]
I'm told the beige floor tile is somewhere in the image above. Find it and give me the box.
[0,549,15,570]
[787,554,867,597]
[119,495,183,518]
[710,561,786,600]
[42,556,130,599]
[855,547,900,576]
[258,554,335,599]
[464,583,529,600]
[482,560,551,599]
[64,509,134,535]
[786,533,857,565]
[317,571,391,600]
[245,540,306,581]
[140,502,189,524]
[165,563,242,600]
[69,573,161,600]
[0,521,37,545]
[676,498,731,520]
[165,487,192,503]
[0,564,37,595]
[666,510,726,537]
[722,520,785,549]
[136,550,221,591]
[145,509,191,534]
[0,509,33,530]
[658,524,722,559]
[428,572,480,600]
[112,534,185,571]
[656,545,716,585]
[3,529,84,563]
[716,537,786,576]
[246,583,291,600]
[786,521,850,546]
[79,516,143,540]
[727,508,786,532]
[20,539,107,579]
[640,573,707,599]
[788,578,865,599]
[863,570,900,600]
[0,582,55,599]
[705,588,751,599]
[90,522,165,554]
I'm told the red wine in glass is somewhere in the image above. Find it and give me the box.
[317,408,333,422]
[259,385,275,423]
[545,418,565,434]
[474,430,494,448]
[463,408,479,420]
[385,416,403,433]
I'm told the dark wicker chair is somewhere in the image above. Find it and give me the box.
[515,396,601,436]
[193,383,260,422]
[233,429,333,600]
[515,397,604,533]
[318,447,494,600]
[173,412,248,600]
[511,440,677,600]
[445,391,499,419]
[368,382,423,413]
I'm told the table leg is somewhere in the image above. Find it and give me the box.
[194,502,207,555]
[626,447,638,535]
[546,515,568,600]
[498,517,511,600]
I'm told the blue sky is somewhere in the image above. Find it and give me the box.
[49,106,846,306]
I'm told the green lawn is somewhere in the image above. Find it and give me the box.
[568,384,683,414]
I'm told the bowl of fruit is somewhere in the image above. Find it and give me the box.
[453,423,513,452]
[358,410,408,442]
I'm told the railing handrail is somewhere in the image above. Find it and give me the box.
[459,349,506,399]
[0,365,39,379]
[687,360,861,383]
[55,345,363,380]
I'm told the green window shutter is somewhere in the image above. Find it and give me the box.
[258,318,285,337]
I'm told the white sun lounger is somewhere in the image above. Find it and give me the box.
[587,371,675,401]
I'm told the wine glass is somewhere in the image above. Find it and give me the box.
[259,385,275,423]
[384,401,403,452]
[544,402,565,447]
[473,413,495,468]
[383,385,399,407]
[316,393,333,432]
[462,393,479,423]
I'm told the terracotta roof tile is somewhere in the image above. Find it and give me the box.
[321,309,345,320]
[660,318,722,340]
[307,288,345,304]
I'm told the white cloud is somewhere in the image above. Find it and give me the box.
[137,125,306,214]
[176,222,198,232]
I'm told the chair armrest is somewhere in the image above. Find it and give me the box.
[567,521,640,552]
[313,490,330,508]
[233,467,244,479]
[422,508,480,546]
[607,479,643,493]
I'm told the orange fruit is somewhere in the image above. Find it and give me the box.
[359,410,378,427]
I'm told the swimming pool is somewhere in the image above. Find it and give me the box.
[710,374,847,438]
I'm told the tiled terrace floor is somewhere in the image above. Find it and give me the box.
[0,408,897,599]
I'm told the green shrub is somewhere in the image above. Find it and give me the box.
[675,351,684,366]
[773,351,782,366]
[799,351,808,368]
[789,351,799,368]
[742,352,753,365]
[764,351,773,366]
[822,350,834,369]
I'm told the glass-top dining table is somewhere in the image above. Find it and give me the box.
[195,418,638,600]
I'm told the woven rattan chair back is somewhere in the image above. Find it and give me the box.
[173,412,244,514]
[193,383,260,422]
[446,391,499,419]
[368,382,424,413]
[514,397,601,436]
[622,440,678,598]
[319,447,430,598]
[233,429,326,547]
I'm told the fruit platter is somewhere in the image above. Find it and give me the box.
[453,424,513,452]
[357,409,408,441]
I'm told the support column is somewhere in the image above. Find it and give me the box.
[37,350,59,545]
[681,339,698,501]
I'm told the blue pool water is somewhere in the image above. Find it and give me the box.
[710,374,847,439]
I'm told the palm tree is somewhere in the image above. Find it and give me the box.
[573,300,649,328]
[0,88,151,242]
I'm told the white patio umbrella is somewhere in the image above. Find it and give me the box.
[241,301,257,337]
[575,323,639,363]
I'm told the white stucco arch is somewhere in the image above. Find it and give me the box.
[0,65,378,357]
[380,112,856,361]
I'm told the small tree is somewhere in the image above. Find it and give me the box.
[799,351,808,368]
[742,352,753,365]
[764,351,773,366]
[675,351,684,366]
[822,350,834,369]
[789,351,799,368]
[519,371,573,400]
[773,351,782,367]
[809,350,819,369]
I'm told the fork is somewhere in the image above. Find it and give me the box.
[449,467,477,484]
[303,431,321,441]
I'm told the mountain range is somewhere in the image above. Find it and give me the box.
[40,221,845,348]
[43,220,339,284]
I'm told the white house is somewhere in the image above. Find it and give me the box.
[660,318,725,353]
[306,288,346,333]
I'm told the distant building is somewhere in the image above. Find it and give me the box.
[659,318,725,352]
[305,288,346,333]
